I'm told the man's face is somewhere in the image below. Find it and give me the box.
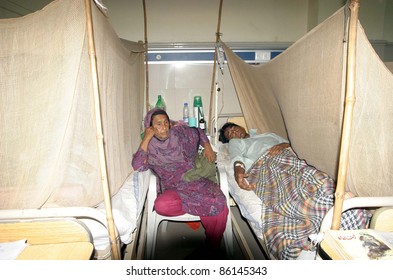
[224,125,247,140]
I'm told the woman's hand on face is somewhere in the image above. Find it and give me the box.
[144,126,155,141]
[139,126,155,152]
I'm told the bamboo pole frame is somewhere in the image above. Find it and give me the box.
[143,0,150,113]
[84,0,120,259]
[209,0,224,135]
[331,0,360,230]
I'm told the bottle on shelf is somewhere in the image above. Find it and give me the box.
[194,96,206,130]
[199,116,206,132]
[193,96,203,127]
[183,102,189,125]
[155,95,166,111]
[189,117,197,127]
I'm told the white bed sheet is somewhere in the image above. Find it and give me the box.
[80,170,149,252]
[216,142,264,240]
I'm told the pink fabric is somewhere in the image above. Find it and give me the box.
[154,189,185,216]
[201,206,229,249]
[154,190,229,248]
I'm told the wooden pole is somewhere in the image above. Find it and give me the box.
[208,0,224,135]
[331,0,360,230]
[84,0,120,259]
[143,0,150,113]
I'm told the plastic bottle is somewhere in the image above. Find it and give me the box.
[183,102,189,125]
[193,96,203,125]
[155,95,166,111]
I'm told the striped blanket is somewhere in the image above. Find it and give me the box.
[247,148,371,260]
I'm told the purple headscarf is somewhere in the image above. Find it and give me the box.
[143,108,169,128]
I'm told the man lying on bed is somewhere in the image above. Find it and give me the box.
[218,122,371,260]
[218,122,289,191]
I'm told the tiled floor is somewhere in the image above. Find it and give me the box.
[148,206,268,260]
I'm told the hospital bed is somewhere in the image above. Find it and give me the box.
[213,117,377,260]
[215,140,393,260]
[0,170,149,260]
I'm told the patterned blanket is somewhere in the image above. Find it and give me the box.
[247,148,371,260]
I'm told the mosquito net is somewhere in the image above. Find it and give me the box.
[222,7,393,197]
[0,0,145,209]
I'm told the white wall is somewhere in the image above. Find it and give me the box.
[105,0,309,44]
[104,0,393,44]
[383,0,393,42]
[148,62,240,134]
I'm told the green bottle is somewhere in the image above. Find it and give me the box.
[155,95,166,111]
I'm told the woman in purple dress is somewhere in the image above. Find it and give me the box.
[132,108,228,254]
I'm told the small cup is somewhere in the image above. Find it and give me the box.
[189,117,197,127]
